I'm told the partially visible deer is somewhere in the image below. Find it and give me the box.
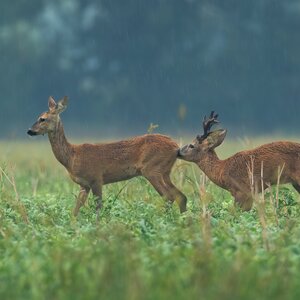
[178,111,300,211]
[27,96,187,217]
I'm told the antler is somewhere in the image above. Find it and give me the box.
[197,111,219,141]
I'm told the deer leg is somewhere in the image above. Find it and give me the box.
[146,174,186,213]
[73,186,90,216]
[91,183,103,219]
[163,174,187,213]
[233,191,253,211]
[145,175,166,196]
[292,184,300,194]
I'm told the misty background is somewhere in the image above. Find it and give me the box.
[1,0,300,139]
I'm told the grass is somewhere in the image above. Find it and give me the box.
[1,138,300,299]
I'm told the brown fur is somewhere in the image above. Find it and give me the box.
[28,96,187,216]
[179,129,300,211]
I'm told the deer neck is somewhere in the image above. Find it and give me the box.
[198,150,224,186]
[48,119,73,169]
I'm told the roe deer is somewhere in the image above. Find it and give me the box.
[178,111,300,211]
[27,96,187,217]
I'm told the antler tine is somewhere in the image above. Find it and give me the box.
[210,110,219,120]
[201,111,220,139]
[202,116,208,136]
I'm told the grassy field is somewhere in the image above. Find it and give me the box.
[1,138,300,300]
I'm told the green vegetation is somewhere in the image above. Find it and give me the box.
[1,139,300,300]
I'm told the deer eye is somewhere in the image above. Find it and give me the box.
[39,118,46,122]
[189,144,195,149]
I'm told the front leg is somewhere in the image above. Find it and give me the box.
[73,186,90,216]
[91,183,103,219]
[232,190,253,211]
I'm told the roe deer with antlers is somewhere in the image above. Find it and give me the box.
[27,96,187,217]
[178,111,300,211]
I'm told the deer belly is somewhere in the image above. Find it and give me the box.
[103,166,140,184]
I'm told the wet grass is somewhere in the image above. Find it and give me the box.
[1,139,300,300]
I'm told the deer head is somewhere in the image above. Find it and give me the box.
[27,96,68,136]
[178,111,227,161]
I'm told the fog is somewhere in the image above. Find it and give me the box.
[1,0,299,138]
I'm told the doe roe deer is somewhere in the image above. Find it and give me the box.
[178,111,300,211]
[27,96,187,217]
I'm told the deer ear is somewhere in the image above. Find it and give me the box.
[48,96,57,112]
[207,129,227,150]
[206,139,217,150]
[56,96,68,114]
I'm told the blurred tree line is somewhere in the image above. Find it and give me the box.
[0,0,300,137]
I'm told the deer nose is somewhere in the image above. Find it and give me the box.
[27,129,37,136]
[178,144,188,157]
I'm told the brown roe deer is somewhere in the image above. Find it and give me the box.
[27,96,187,216]
[178,111,300,211]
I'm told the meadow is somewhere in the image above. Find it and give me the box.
[1,137,300,300]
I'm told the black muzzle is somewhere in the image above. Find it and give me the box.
[27,129,37,136]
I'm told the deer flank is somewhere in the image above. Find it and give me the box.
[27,96,187,217]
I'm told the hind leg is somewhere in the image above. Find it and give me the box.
[292,184,300,194]
[145,173,186,213]
[163,174,187,213]
[290,174,300,193]
[145,174,170,199]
